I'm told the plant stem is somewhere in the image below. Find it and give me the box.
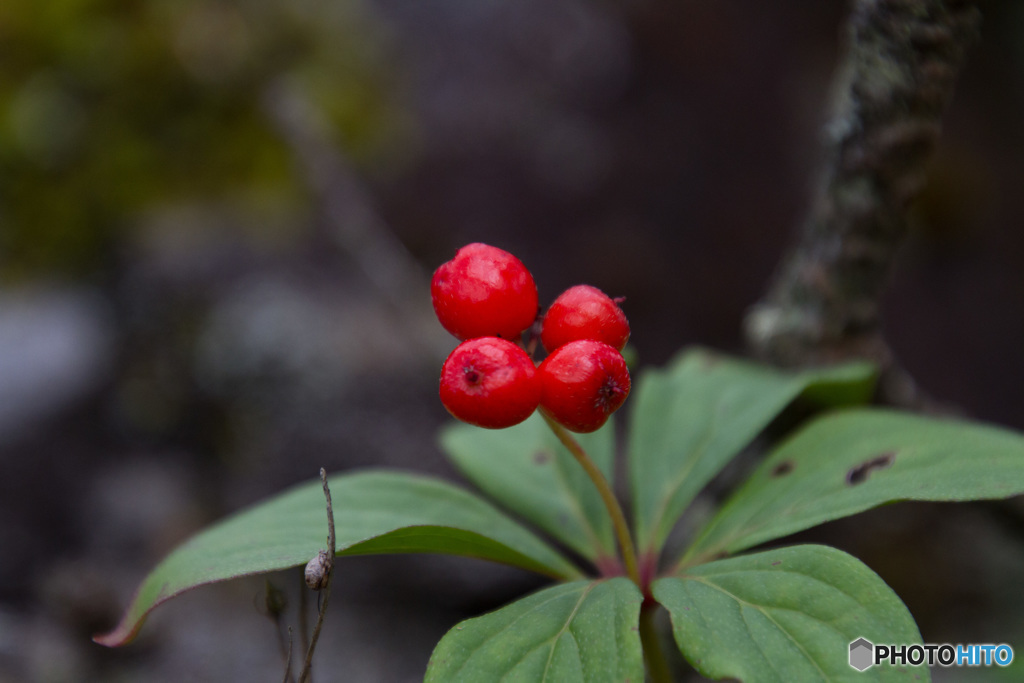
[298,469,337,683]
[639,603,673,683]
[282,627,295,683]
[541,413,641,587]
[298,571,310,656]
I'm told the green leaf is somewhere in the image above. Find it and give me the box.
[441,413,617,563]
[628,347,875,553]
[684,408,1024,564]
[95,470,582,647]
[425,578,643,683]
[653,545,925,682]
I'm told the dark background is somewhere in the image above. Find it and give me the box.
[1,0,1023,680]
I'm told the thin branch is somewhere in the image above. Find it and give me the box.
[282,627,295,683]
[262,78,452,358]
[745,0,981,405]
[298,469,337,683]
[321,468,336,565]
[298,570,310,660]
[263,81,427,297]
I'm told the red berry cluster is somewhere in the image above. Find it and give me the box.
[432,243,631,433]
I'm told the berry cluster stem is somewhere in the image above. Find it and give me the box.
[540,413,641,587]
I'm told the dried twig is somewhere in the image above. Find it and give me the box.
[282,627,295,683]
[745,0,981,408]
[298,469,337,683]
[262,78,451,357]
[262,81,425,302]
[298,570,310,658]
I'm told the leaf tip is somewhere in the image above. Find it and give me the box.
[92,617,143,648]
[91,578,173,648]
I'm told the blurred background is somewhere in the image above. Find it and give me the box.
[2,0,1024,680]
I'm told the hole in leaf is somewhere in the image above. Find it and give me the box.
[771,460,795,477]
[846,452,896,485]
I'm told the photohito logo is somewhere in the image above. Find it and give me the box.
[849,638,1014,670]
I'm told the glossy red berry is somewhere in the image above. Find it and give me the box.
[440,337,541,429]
[538,340,630,433]
[431,243,539,341]
[541,285,630,352]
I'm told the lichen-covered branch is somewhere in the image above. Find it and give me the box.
[745,0,981,387]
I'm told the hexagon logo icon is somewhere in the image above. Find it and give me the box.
[849,638,874,671]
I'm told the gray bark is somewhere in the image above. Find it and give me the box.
[746,0,981,400]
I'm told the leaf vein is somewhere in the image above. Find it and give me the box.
[689,575,832,681]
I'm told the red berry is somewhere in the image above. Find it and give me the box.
[541,285,630,352]
[431,243,539,341]
[538,340,630,433]
[440,337,541,429]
